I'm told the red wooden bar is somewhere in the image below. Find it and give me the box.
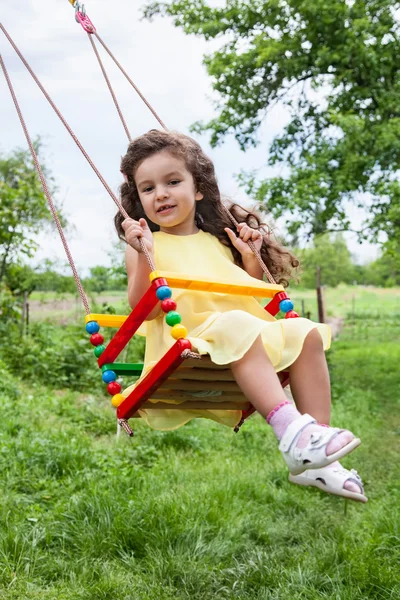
[98,279,167,367]
[117,338,192,420]
[264,291,289,316]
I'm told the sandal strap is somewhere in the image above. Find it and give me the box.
[279,413,316,452]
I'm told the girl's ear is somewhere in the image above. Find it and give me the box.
[195,191,204,201]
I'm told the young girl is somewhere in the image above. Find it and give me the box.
[115,129,367,504]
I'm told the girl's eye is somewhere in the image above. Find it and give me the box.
[143,186,153,193]
[169,180,180,185]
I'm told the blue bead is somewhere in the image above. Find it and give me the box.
[86,321,100,334]
[156,286,172,300]
[102,370,116,383]
[279,299,294,313]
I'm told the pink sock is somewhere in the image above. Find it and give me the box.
[266,403,355,457]
[267,401,302,440]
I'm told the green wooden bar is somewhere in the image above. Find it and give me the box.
[101,363,144,376]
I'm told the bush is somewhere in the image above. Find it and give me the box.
[0,321,145,392]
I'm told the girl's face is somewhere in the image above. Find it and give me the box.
[134,151,203,235]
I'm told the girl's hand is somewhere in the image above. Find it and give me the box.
[122,218,154,254]
[224,223,263,256]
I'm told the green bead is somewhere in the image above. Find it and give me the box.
[94,344,106,358]
[165,311,182,327]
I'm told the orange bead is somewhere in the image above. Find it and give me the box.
[111,393,125,407]
[170,324,188,340]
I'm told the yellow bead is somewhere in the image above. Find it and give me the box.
[111,393,125,407]
[170,324,188,340]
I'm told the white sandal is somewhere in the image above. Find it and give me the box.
[279,414,361,475]
[289,465,368,503]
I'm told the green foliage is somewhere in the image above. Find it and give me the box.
[144,0,400,242]
[295,233,357,287]
[0,321,144,392]
[363,244,400,287]
[86,266,111,293]
[0,142,64,284]
[0,337,399,598]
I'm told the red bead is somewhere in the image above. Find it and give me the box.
[161,299,177,313]
[107,381,122,395]
[90,333,105,346]
[285,310,299,319]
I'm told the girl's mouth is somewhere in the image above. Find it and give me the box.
[157,205,176,215]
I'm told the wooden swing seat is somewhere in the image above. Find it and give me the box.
[115,356,289,420]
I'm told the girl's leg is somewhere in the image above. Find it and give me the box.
[288,329,331,424]
[230,335,288,418]
[230,334,356,461]
[288,329,362,494]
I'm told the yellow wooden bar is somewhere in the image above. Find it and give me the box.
[149,270,283,298]
[84,313,128,327]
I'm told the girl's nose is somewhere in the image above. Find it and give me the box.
[155,185,169,200]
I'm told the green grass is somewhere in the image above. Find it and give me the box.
[29,286,400,327]
[289,284,400,320]
[0,335,399,599]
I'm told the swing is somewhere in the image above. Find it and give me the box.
[1,3,299,437]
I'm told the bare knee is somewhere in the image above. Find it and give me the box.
[230,335,267,368]
[303,329,324,354]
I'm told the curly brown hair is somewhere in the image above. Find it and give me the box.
[115,129,298,286]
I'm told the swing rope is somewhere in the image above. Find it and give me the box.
[87,33,132,142]
[74,15,278,285]
[0,23,157,287]
[0,53,91,315]
[92,31,168,132]
[1,10,276,290]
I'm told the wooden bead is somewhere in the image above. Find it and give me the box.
[285,310,299,319]
[111,393,125,407]
[166,311,182,326]
[161,299,177,313]
[279,299,294,313]
[156,286,172,300]
[94,344,106,358]
[107,381,122,395]
[86,321,100,334]
[170,324,188,340]
[102,370,116,383]
[90,333,104,346]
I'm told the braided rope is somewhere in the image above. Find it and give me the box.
[1,23,273,288]
[0,53,91,315]
[0,24,156,279]
[87,33,132,142]
[181,350,202,360]
[93,32,168,131]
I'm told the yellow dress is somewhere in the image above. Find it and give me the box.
[123,230,331,430]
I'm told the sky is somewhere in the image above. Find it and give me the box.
[1,0,378,275]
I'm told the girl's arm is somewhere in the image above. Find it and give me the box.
[241,255,264,280]
[125,245,161,320]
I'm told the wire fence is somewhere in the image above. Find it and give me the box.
[339,310,400,343]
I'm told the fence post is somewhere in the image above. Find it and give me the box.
[316,267,325,323]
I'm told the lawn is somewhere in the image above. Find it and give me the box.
[0,331,399,598]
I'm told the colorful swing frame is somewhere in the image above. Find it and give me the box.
[85,272,298,436]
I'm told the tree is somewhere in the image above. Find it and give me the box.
[0,142,62,285]
[87,266,111,294]
[144,0,400,243]
[295,234,356,288]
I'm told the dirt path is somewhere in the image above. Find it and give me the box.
[326,316,345,339]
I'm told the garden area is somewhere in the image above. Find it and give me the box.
[0,287,399,599]
[2,0,400,597]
